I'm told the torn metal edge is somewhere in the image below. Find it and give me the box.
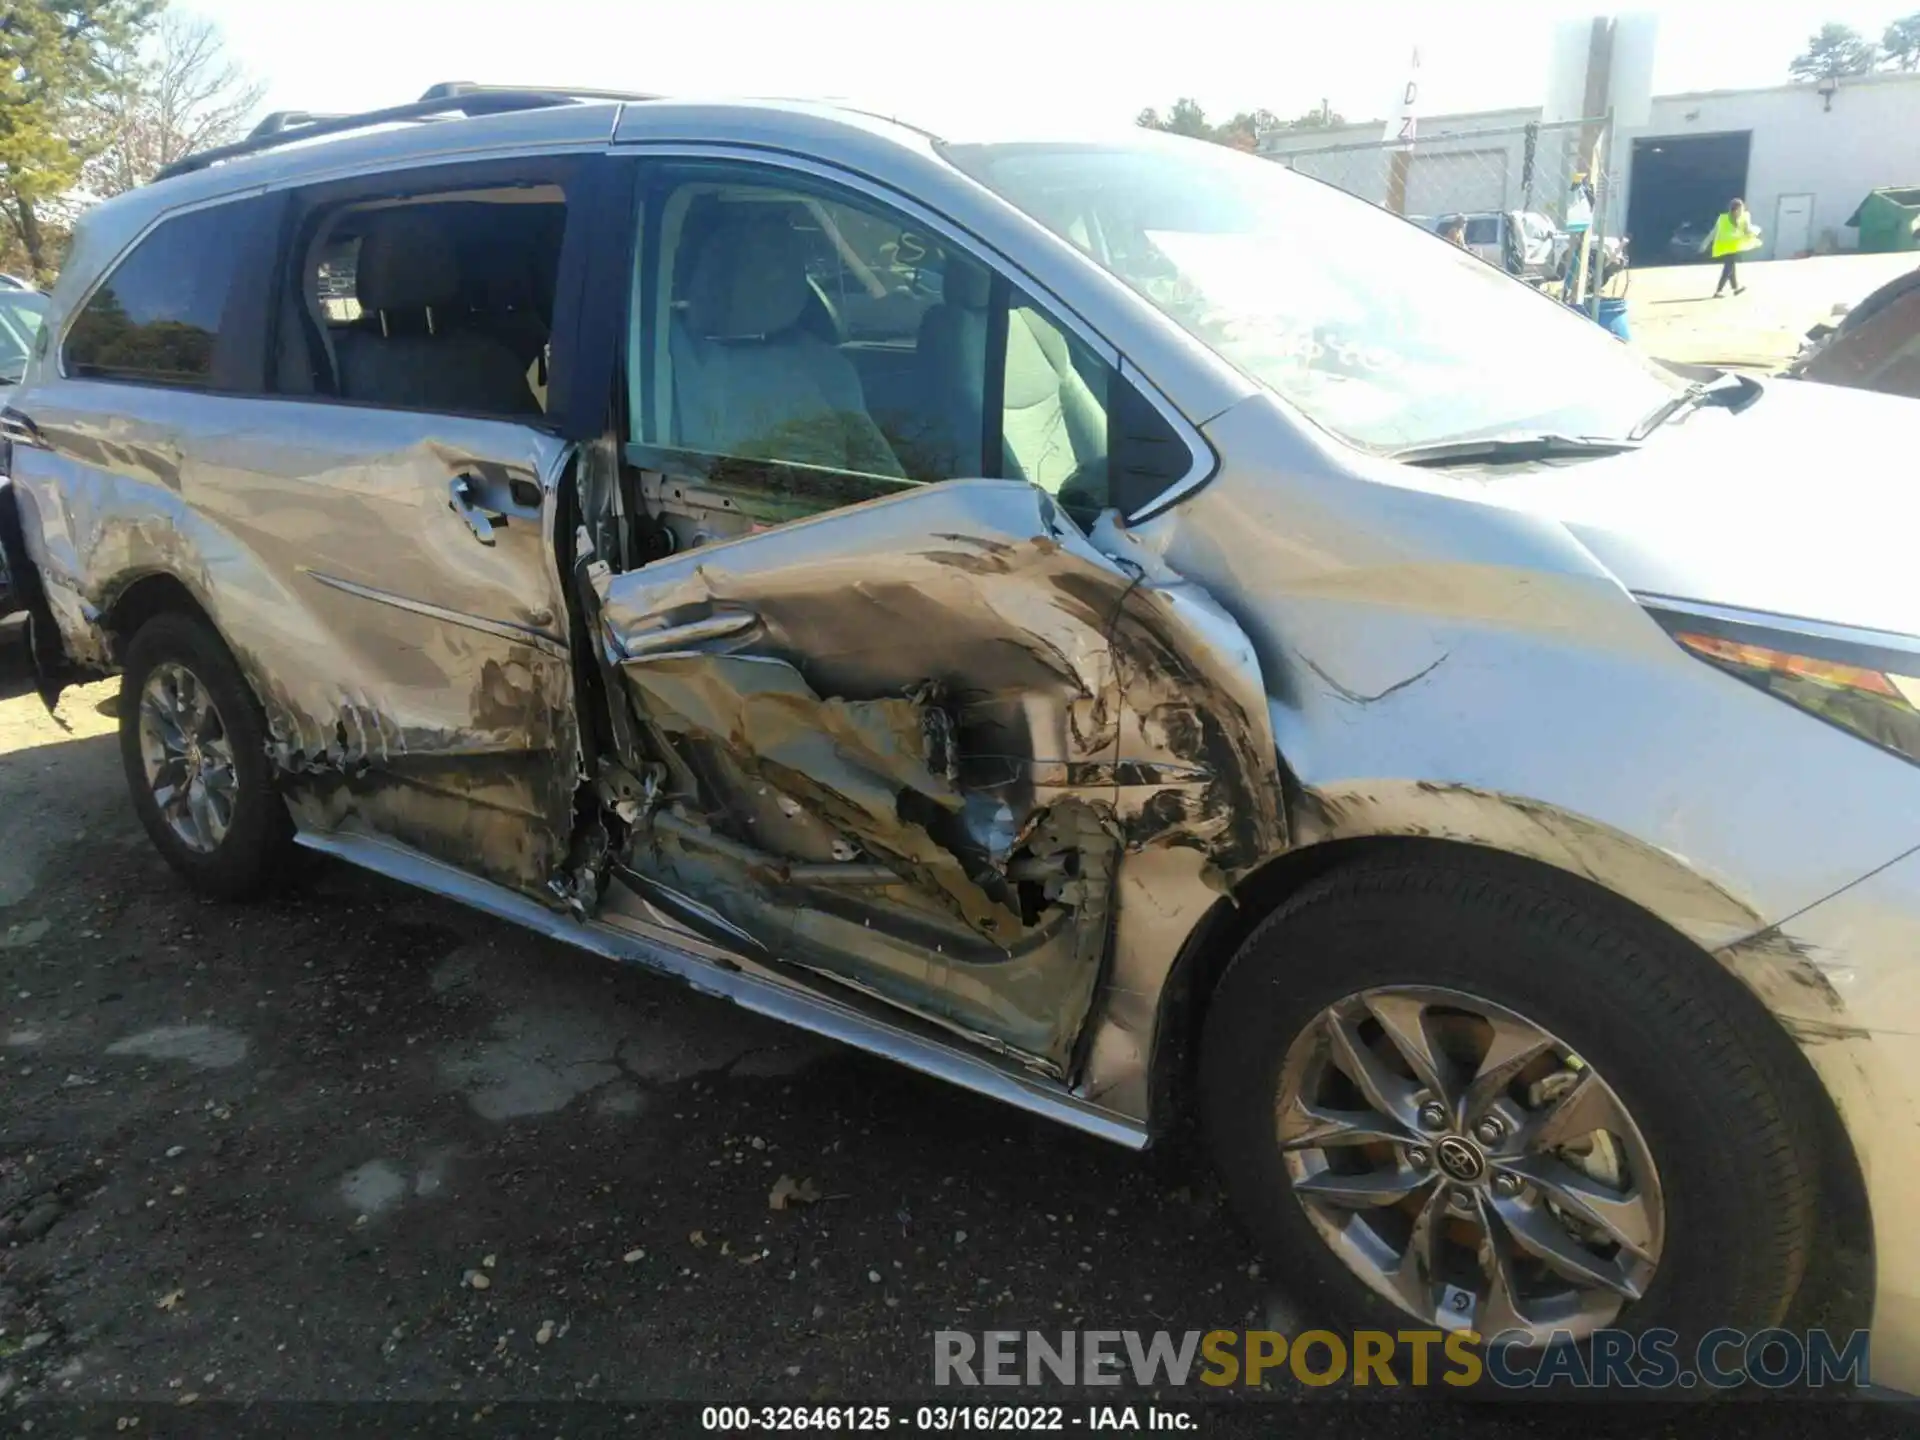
[294,823,1148,1149]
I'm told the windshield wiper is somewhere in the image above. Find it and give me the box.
[1630,372,1762,440]
[1389,433,1642,468]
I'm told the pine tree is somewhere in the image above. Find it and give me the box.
[1787,22,1880,83]
[1884,13,1920,71]
[0,0,160,278]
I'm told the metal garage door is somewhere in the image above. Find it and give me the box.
[1407,149,1508,217]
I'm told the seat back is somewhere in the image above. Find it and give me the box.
[1001,306,1104,494]
[333,208,540,417]
[913,263,991,478]
[669,208,902,476]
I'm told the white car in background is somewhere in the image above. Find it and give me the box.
[1424,210,1628,284]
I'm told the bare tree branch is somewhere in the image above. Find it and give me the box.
[84,12,264,197]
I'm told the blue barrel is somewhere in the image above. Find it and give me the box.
[1596,296,1630,341]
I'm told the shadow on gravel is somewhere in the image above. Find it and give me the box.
[0,616,38,702]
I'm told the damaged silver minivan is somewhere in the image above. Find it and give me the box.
[6,86,1920,1386]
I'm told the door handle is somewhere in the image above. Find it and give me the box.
[448,475,497,546]
[619,610,759,656]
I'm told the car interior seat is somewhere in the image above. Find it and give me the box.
[332,208,542,417]
[460,208,563,407]
[1001,304,1106,499]
[913,261,991,479]
[669,206,904,479]
[918,270,1106,500]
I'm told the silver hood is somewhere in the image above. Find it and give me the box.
[1489,376,1920,639]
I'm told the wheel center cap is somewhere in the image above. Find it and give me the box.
[1434,1135,1487,1182]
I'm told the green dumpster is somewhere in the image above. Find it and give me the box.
[1846,187,1920,253]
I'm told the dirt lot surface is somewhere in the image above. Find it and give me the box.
[0,619,1910,1436]
[1627,252,1918,371]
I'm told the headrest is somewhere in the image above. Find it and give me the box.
[355,208,462,313]
[684,208,812,339]
[942,257,991,310]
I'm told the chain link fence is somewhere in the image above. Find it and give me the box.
[1260,117,1626,298]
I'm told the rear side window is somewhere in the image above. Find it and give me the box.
[278,187,568,418]
[63,204,253,388]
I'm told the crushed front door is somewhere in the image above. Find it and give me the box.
[591,478,1281,1073]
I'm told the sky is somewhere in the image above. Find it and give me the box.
[185,0,1916,137]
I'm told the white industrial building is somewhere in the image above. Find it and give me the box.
[1258,69,1920,261]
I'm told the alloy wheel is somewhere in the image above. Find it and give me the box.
[1277,985,1664,1345]
[137,660,239,855]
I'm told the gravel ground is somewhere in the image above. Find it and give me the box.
[1,619,1912,1437]
[1627,252,1918,370]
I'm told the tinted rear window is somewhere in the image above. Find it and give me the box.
[64,205,252,387]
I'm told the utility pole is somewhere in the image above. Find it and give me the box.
[1578,16,1614,177]
[1386,150,1412,216]
[1570,18,1616,313]
[1570,120,1608,310]
[1383,46,1421,215]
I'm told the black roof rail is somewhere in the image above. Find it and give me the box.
[247,110,349,140]
[419,81,660,104]
[152,85,657,184]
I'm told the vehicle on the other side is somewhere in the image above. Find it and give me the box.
[0,288,47,615]
[4,86,1919,1393]
[1789,265,1920,400]
[0,288,47,386]
[1668,219,1711,262]
[1425,209,1626,285]
[1423,209,1557,276]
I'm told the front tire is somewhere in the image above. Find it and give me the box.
[1199,854,1819,1374]
[118,612,292,900]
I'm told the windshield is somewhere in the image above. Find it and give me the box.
[0,291,47,384]
[940,136,1683,452]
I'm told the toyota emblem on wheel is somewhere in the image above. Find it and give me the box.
[1434,1135,1486,1183]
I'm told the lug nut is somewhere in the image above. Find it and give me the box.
[1473,1116,1505,1146]
[1407,1146,1431,1169]
[1448,1190,1476,1214]
[1492,1173,1523,1199]
[1417,1101,1448,1131]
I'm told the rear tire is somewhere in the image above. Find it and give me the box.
[118,612,292,900]
[1199,854,1820,1384]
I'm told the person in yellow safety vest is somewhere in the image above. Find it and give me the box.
[1712,198,1762,297]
